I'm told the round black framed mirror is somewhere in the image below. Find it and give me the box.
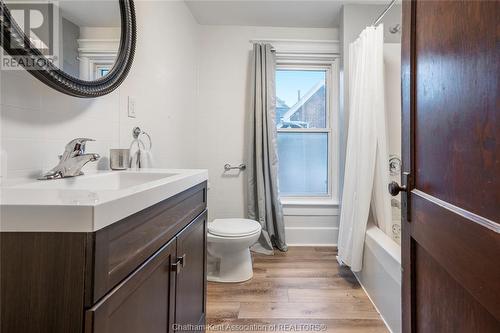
[0,0,136,98]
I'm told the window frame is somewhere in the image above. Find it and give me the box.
[275,60,339,202]
[93,62,114,80]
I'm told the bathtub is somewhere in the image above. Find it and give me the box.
[354,222,402,333]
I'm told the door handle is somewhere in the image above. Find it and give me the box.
[171,254,186,274]
[388,181,407,196]
[390,172,412,222]
[178,254,186,268]
[171,258,182,274]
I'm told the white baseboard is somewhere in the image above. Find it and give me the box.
[285,226,339,246]
[287,243,337,247]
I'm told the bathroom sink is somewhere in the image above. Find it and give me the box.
[0,169,208,232]
[12,172,177,191]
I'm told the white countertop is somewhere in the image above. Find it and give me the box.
[0,169,208,232]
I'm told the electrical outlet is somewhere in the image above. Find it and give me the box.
[128,96,137,118]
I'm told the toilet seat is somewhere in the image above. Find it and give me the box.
[208,219,261,238]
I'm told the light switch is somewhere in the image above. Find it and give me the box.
[128,96,137,118]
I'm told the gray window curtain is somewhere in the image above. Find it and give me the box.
[247,43,287,255]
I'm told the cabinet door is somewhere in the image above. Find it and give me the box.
[86,238,177,333]
[175,210,207,330]
[91,182,207,304]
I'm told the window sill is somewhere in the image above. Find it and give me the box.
[280,197,340,216]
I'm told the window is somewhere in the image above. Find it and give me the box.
[94,64,113,79]
[276,65,336,198]
[98,68,110,77]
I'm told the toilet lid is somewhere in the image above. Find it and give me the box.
[209,219,261,237]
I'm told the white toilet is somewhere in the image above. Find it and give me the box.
[207,218,262,283]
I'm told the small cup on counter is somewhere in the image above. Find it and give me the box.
[109,149,130,170]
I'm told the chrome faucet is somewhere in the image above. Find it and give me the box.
[38,138,100,180]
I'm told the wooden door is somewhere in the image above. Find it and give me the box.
[175,210,208,331]
[86,238,177,333]
[400,1,500,332]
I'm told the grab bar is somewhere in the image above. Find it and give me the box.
[224,163,246,171]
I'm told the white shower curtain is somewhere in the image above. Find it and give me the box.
[337,25,392,272]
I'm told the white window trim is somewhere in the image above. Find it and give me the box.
[77,39,119,80]
[93,63,113,80]
[276,56,340,204]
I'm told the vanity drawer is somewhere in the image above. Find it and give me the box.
[88,181,207,304]
[86,237,177,333]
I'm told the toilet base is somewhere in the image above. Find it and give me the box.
[207,247,254,283]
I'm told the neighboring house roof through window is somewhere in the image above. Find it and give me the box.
[281,81,325,123]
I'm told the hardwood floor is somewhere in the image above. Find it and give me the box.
[207,247,388,332]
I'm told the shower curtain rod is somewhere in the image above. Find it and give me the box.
[373,0,397,26]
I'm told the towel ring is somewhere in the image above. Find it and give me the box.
[132,127,152,150]
[129,137,146,151]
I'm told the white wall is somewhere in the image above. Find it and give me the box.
[0,1,199,181]
[0,5,341,245]
[195,25,339,245]
[79,27,120,39]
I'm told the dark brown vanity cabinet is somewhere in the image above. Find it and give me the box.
[1,182,207,333]
[87,211,207,333]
